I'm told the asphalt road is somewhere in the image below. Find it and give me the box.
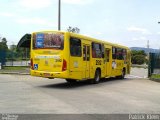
[0,73,160,114]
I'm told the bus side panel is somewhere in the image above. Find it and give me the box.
[69,56,83,80]
[114,60,125,76]
[90,58,104,79]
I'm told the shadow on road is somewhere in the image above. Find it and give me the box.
[38,78,131,89]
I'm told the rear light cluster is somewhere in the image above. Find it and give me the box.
[30,58,34,70]
[62,59,67,71]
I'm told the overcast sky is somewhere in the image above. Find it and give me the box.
[0,0,160,49]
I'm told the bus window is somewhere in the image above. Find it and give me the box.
[105,49,110,62]
[122,49,127,63]
[87,46,90,61]
[83,46,90,61]
[112,47,116,59]
[33,33,64,49]
[70,37,82,57]
[101,44,104,58]
[117,48,123,60]
[83,46,86,61]
[92,42,102,58]
[92,45,96,58]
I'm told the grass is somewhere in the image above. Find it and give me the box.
[151,74,160,79]
[150,74,160,83]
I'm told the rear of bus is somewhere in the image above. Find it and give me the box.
[30,31,69,79]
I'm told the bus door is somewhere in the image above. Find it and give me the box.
[82,45,90,79]
[69,37,82,80]
[105,48,111,76]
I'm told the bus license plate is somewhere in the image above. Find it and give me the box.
[44,73,50,77]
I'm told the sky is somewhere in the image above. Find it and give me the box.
[0,0,160,49]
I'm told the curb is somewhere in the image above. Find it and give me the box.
[0,72,30,75]
[150,78,160,83]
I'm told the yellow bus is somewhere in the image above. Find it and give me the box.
[30,31,131,83]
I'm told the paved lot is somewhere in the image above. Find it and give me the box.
[0,74,160,114]
[128,67,148,78]
[0,67,148,78]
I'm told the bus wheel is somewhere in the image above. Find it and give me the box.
[120,69,125,79]
[92,70,101,84]
[66,79,77,83]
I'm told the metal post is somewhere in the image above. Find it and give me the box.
[26,48,27,66]
[58,0,61,31]
[148,53,151,78]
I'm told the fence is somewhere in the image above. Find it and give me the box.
[0,50,6,66]
[5,60,30,66]
[148,53,160,77]
[0,50,30,67]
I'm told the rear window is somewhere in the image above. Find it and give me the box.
[33,33,64,50]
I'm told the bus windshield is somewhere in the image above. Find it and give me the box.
[33,33,64,50]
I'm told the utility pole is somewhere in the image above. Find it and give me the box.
[58,0,61,31]
[147,40,150,55]
[147,40,150,51]
[158,22,160,53]
[147,40,150,77]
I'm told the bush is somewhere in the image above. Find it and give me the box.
[132,55,146,65]
[131,50,147,65]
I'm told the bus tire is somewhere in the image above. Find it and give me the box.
[66,79,77,83]
[92,69,101,84]
[120,69,125,79]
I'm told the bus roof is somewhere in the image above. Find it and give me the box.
[32,30,130,50]
[68,32,130,50]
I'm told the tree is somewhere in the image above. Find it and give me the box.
[17,47,30,60]
[0,37,8,51]
[6,44,17,61]
[2,38,7,43]
[67,26,80,33]
[132,55,146,65]
[131,50,147,65]
[10,44,17,51]
[0,37,8,65]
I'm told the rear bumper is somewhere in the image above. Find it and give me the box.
[30,69,69,79]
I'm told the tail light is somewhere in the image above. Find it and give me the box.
[30,58,34,70]
[62,59,67,71]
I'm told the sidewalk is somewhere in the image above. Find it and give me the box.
[0,68,30,75]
